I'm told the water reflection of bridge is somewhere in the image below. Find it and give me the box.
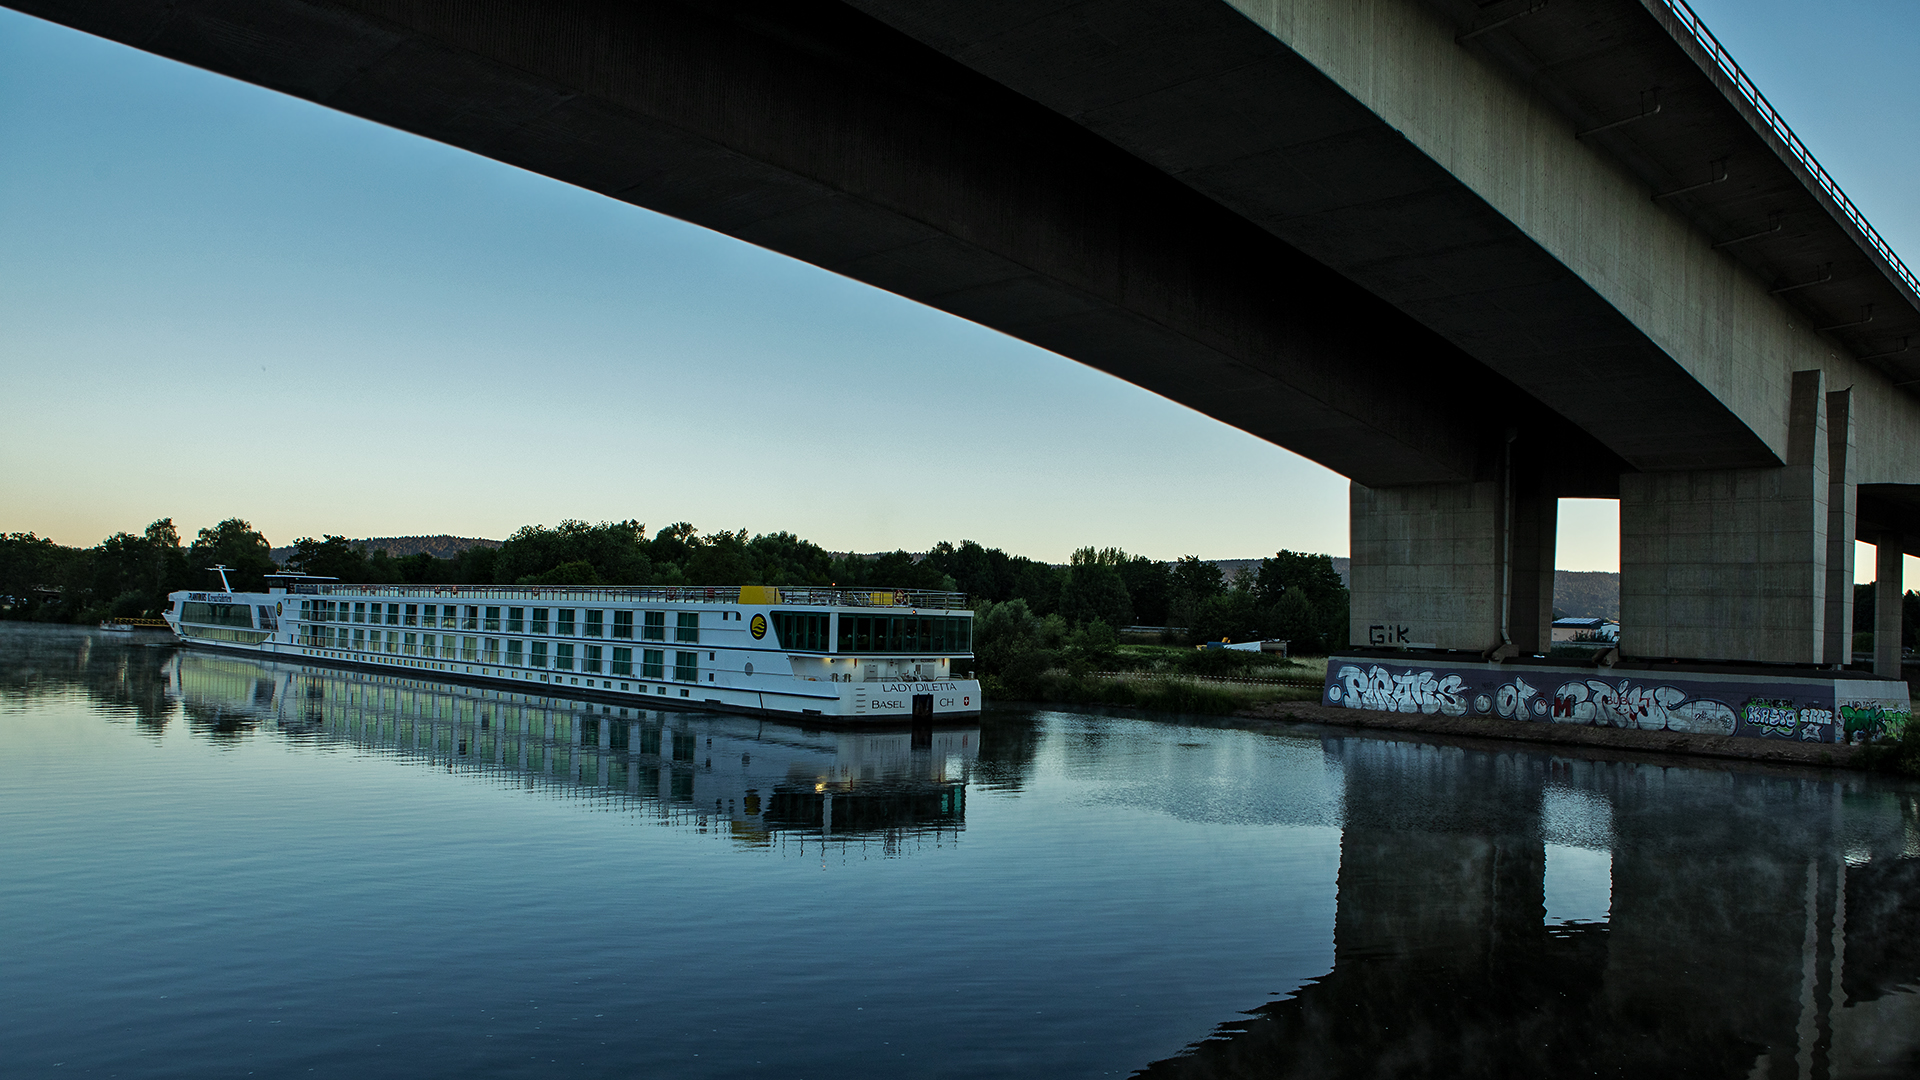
[167,652,977,853]
[1139,737,1920,1078]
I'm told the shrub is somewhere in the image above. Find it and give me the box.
[1860,719,1920,776]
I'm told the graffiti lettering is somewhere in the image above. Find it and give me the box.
[1366,625,1413,646]
[1796,708,1834,741]
[1838,700,1911,743]
[1495,677,1543,720]
[1545,680,1737,734]
[1742,699,1798,739]
[1330,665,1469,716]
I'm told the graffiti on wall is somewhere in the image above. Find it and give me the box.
[1837,699,1911,743]
[1328,664,1473,716]
[1322,661,1903,743]
[1546,679,1740,735]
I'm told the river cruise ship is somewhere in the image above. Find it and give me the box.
[162,570,980,721]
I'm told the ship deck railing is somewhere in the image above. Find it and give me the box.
[282,583,969,610]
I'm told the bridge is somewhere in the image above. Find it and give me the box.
[19,0,1919,674]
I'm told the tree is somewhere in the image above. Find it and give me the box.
[1166,555,1225,633]
[1007,557,1064,616]
[1059,547,1133,628]
[1169,555,1226,601]
[648,522,699,575]
[971,599,1067,698]
[1118,556,1171,626]
[144,518,190,599]
[924,540,1014,602]
[186,519,275,591]
[1064,618,1120,672]
[286,535,371,581]
[1267,588,1317,647]
[1252,550,1350,653]
[1189,578,1262,644]
[527,559,600,586]
[685,529,754,585]
[90,531,157,617]
[0,532,66,620]
[745,531,834,586]
[393,552,453,584]
[1254,550,1345,611]
[831,550,952,591]
[495,520,650,585]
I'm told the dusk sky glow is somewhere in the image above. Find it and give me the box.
[2,1,1915,579]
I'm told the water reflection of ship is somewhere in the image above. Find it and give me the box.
[165,651,977,849]
[1137,737,1920,1079]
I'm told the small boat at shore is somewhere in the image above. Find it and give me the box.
[100,617,172,632]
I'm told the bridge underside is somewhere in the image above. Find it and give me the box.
[13,0,1639,492]
[16,0,1920,670]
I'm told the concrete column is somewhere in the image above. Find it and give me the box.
[1823,389,1856,665]
[1349,445,1555,654]
[1875,541,1903,677]
[1509,478,1558,656]
[1619,371,1829,664]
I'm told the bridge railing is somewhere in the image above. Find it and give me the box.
[1653,0,1920,304]
[292,582,970,610]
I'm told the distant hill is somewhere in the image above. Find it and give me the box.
[1553,571,1619,620]
[1212,558,1263,584]
[270,534,502,565]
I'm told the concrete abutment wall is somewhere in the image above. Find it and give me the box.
[1349,453,1556,656]
[1618,370,1831,664]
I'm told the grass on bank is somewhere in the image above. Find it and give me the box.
[981,669,1323,715]
[978,643,1329,715]
[972,604,1335,715]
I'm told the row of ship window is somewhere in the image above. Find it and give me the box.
[296,625,700,680]
[294,602,972,654]
[300,601,698,642]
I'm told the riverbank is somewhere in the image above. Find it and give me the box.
[1236,699,1889,771]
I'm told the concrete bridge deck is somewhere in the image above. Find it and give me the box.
[16,0,1918,673]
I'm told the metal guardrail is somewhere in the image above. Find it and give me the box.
[1653,0,1920,303]
[293,583,969,610]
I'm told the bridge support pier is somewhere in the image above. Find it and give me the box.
[1874,541,1903,677]
[1619,371,1832,665]
[1348,454,1555,655]
[1824,389,1858,666]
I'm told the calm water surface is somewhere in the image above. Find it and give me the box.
[3,624,1918,1078]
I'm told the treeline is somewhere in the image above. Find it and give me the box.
[1,517,1350,652]
[4,519,208,623]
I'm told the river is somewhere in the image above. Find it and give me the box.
[2,624,1916,1078]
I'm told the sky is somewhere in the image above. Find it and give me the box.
[1,2,1916,578]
